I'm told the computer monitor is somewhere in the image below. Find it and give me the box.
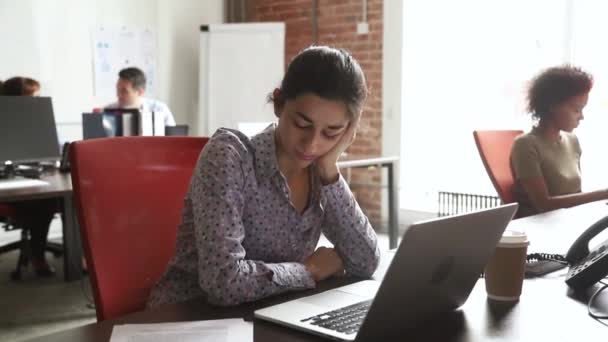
[82,113,119,139]
[82,109,141,139]
[0,96,60,164]
[165,124,189,136]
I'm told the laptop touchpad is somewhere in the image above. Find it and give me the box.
[300,291,364,309]
[299,281,378,308]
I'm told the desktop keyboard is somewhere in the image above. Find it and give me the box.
[300,300,372,335]
[525,260,567,277]
[525,253,568,278]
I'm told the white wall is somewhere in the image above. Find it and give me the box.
[382,0,405,219]
[382,1,403,164]
[157,0,223,134]
[0,0,223,143]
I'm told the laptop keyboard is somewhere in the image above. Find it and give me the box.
[300,300,372,335]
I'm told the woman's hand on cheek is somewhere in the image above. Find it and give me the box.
[316,116,359,185]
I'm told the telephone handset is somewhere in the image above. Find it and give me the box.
[59,142,70,173]
[564,215,608,290]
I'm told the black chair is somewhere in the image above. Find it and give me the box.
[0,204,62,280]
[0,205,27,280]
[165,124,189,136]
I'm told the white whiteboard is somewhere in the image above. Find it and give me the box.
[92,26,158,99]
[198,22,285,136]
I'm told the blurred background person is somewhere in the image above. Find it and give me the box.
[1,76,58,277]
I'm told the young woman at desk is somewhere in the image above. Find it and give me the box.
[148,46,380,307]
[511,66,608,217]
[1,76,58,277]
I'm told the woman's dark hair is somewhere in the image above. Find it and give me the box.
[527,65,593,121]
[2,77,41,96]
[270,46,368,119]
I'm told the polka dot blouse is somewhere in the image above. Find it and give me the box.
[147,124,380,307]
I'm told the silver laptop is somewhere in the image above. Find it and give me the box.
[255,203,518,341]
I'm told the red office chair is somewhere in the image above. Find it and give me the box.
[473,130,523,206]
[70,136,209,321]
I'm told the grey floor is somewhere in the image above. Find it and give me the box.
[0,219,96,342]
[0,217,418,342]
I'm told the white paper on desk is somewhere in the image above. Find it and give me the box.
[110,319,252,342]
[138,111,165,136]
[0,178,49,190]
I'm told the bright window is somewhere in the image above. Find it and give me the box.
[400,0,608,212]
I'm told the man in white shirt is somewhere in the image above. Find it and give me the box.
[105,67,176,126]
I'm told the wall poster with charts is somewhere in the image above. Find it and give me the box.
[91,26,157,99]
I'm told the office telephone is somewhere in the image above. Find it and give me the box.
[59,142,70,172]
[565,215,608,291]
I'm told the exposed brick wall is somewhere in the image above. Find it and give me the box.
[248,0,384,225]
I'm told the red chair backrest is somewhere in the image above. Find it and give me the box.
[473,130,523,205]
[0,204,17,218]
[70,136,208,321]
[0,204,17,228]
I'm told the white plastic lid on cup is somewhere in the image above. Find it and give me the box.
[497,230,529,248]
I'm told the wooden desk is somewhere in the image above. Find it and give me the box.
[508,200,608,253]
[28,202,608,341]
[338,156,399,249]
[0,171,83,281]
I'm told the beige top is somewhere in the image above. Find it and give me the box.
[510,130,582,216]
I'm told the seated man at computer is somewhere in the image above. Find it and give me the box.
[104,67,176,127]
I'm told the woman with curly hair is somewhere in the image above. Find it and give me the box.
[511,65,608,217]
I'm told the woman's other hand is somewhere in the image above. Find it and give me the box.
[303,246,345,282]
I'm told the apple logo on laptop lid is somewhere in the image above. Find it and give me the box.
[430,256,455,285]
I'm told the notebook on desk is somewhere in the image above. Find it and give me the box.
[254,203,518,341]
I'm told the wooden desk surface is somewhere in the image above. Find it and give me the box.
[27,264,607,341]
[28,202,608,341]
[509,200,608,253]
[0,171,72,202]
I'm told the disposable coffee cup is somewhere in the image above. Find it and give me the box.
[484,230,529,301]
